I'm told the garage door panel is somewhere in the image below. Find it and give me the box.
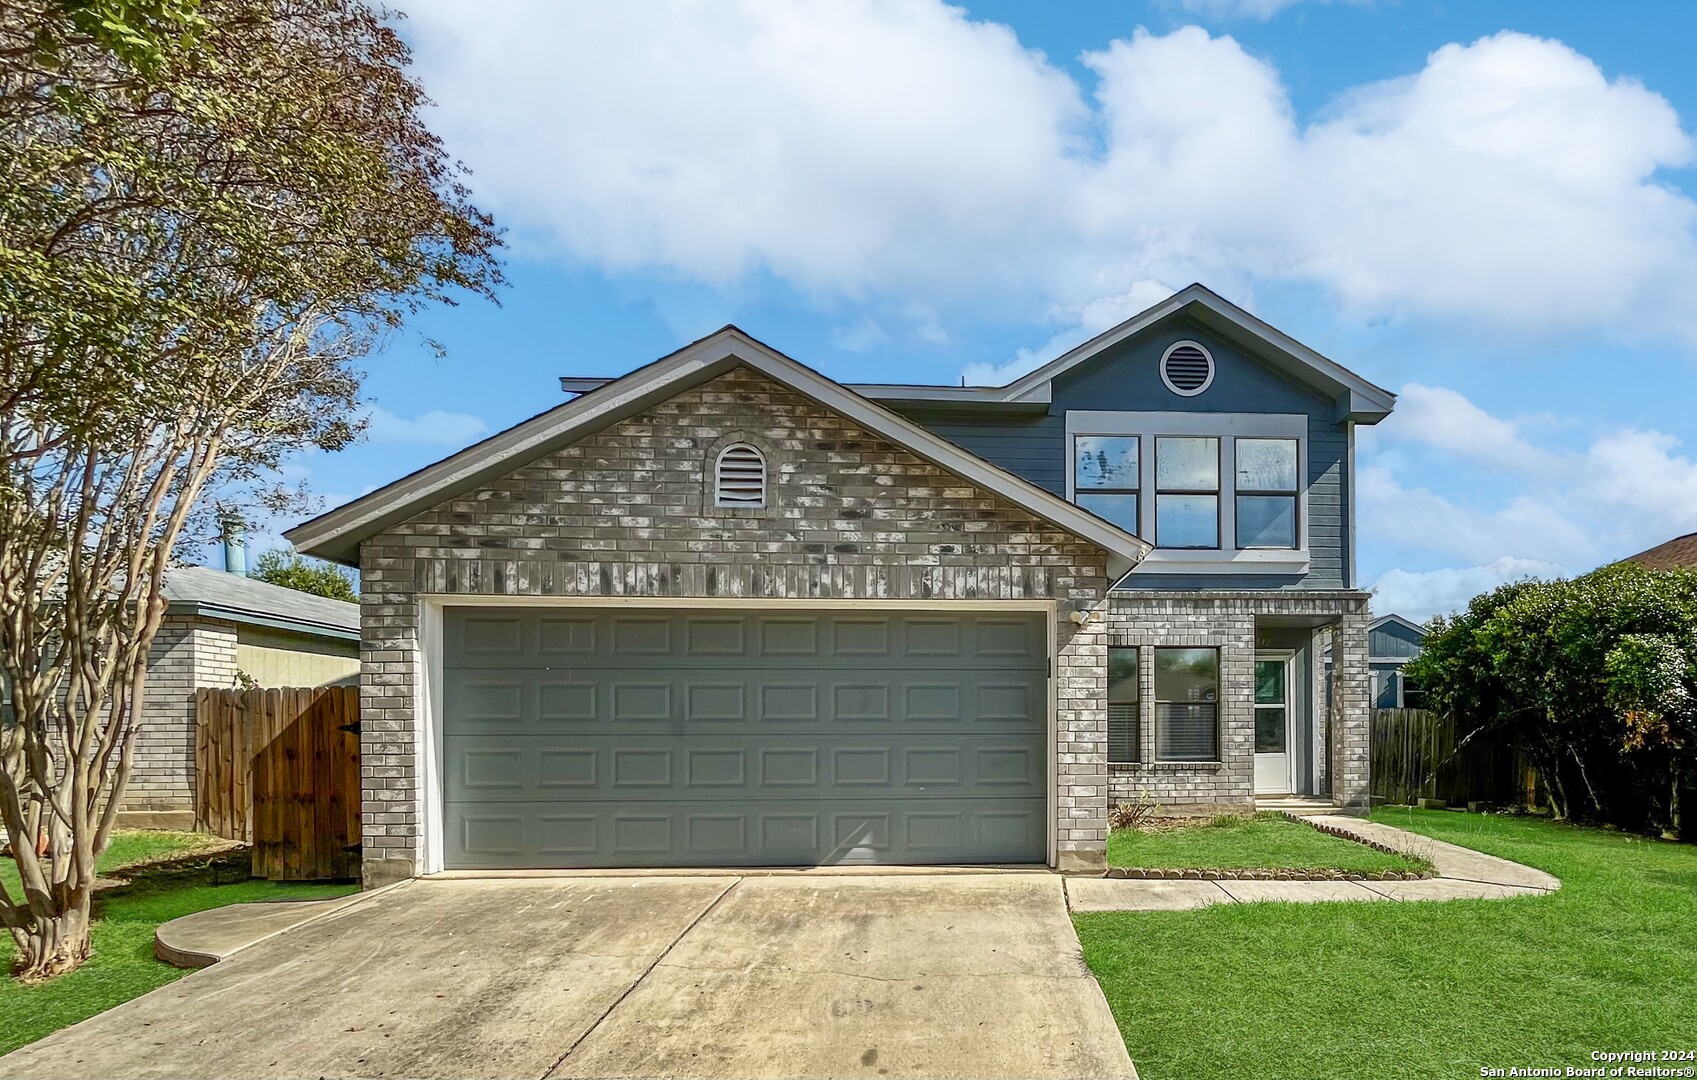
[443,670,1044,732]
[443,734,1046,802]
[443,611,1047,670]
[443,798,1047,868]
[441,608,1049,869]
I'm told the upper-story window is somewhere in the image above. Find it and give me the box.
[1234,437,1298,549]
[1073,436,1139,533]
[1066,411,1309,571]
[1155,437,1219,549]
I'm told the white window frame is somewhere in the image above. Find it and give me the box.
[1065,411,1310,575]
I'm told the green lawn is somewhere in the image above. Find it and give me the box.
[1107,812,1429,874]
[0,831,356,1055]
[1077,810,1697,1080]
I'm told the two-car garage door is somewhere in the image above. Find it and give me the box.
[440,608,1049,868]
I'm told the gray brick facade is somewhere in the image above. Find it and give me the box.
[358,365,1115,884]
[1105,591,1372,814]
[125,613,238,818]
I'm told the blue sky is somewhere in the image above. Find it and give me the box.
[259,0,1697,620]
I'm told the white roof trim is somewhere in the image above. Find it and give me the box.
[998,284,1396,420]
[290,327,1152,573]
[1370,613,1428,638]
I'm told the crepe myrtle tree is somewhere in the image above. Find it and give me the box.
[0,0,501,978]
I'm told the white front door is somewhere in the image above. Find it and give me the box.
[1253,652,1293,795]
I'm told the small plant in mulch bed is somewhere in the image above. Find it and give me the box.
[1109,792,1162,830]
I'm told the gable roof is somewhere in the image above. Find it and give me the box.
[1370,613,1428,639]
[1622,531,1697,571]
[162,566,359,640]
[557,284,1395,422]
[287,327,1153,576]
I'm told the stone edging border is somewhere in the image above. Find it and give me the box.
[1102,865,1434,881]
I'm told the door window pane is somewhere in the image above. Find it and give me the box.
[1235,438,1297,491]
[1156,437,1219,490]
[1157,494,1219,548]
[1154,647,1218,762]
[1078,493,1138,533]
[1254,707,1287,753]
[1254,659,1286,705]
[1238,495,1296,548]
[1075,437,1139,490]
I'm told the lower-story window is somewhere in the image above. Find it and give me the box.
[1155,646,1220,761]
[1107,646,1140,763]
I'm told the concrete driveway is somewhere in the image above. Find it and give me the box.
[0,874,1135,1080]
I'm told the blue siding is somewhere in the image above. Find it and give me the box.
[1370,620,1426,659]
[891,409,1066,497]
[892,315,1354,591]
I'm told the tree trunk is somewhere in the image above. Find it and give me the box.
[1667,773,1684,842]
[10,897,93,982]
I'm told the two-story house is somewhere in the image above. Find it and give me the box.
[287,284,1393,884]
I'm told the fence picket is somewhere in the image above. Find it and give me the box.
[193,686,360,880]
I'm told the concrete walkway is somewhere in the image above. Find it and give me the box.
[1,875,1136,1080]
[153,892,367,967]
[1068,813,1560,912]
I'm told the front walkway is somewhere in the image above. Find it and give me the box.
[0,875,1136,1080]
[1068,813,1560,911]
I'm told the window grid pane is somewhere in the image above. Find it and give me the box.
[1079,493,1139,534]
[1155,437,1219,491]
[1235,438,1298,492]
[1154,647,1219,762]
[1237,494,1296,549]
[1075,436,1140,491]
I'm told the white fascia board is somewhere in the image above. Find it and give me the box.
[293,327,1151,575]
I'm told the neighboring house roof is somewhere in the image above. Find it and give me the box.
[1321,613,1427,662]
[1370,613,1427,639]
[163,566,360,641]
[557,284,1397,423]
[287,326,1154,576]
[1621,531,1697,571]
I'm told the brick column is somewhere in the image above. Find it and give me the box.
[1328,611,1371,811]
[1054,599,1109,872]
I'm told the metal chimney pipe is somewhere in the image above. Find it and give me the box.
[221,518,247,576]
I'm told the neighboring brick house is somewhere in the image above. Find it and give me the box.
[123,565,360,826]
[288,284,1393,884]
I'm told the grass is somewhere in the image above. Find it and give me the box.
[1077,810,1696,1080]
[0,830,356,1055]
[1107,812,1429,874]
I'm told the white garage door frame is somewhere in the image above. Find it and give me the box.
[413,595,1061,876]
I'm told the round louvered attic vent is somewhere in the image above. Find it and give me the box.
[1160,341,1215,396]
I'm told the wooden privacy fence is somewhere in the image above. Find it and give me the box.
[1370,708,1527,808]
[195,686,360,880]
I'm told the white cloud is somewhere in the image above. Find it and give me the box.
[1360,385,1697,591]
[365,406,489,448]
[1369,556,1564,622]
[831,318,889,352]
[401,6,1697,352]
[963,279,1178,385]
[1379,383,1558,473]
